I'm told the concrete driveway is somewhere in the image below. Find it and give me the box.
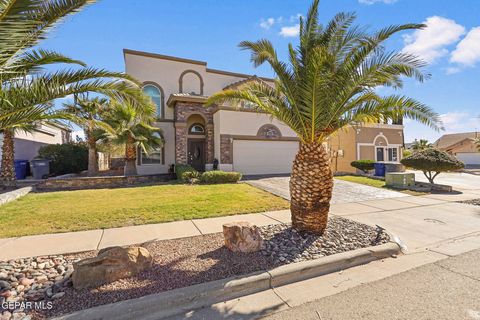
[245,176,404,204]
[411,170,480,191]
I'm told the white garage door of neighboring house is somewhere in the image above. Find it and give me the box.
[233,140,299,175]
[456,152,480,165]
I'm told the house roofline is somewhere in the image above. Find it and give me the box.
[123,48,275,82]
[123,49,207,66]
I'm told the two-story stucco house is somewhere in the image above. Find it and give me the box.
[124,49,404,175]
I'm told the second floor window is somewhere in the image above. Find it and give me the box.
[143,84,162,117]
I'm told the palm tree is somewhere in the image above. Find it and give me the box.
[475,137,480,152]
[411,139,432,152]
[0,0,151,185]
[206,0,442,234]
[64,96,110,176]
[102,100,162,176]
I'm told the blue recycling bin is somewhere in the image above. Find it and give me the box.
[14,160,28,180]
[374,162,386,177]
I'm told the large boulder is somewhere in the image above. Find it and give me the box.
[72,246,153,289]
[223,222,264,253]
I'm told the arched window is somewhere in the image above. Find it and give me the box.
[143,84,162,117]
[189,123,205,135]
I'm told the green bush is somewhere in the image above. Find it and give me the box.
[37,143,88,176]
[200,171,242,184]
[400,148,464,183]
[175,164,198,181]
[350,160,375,173]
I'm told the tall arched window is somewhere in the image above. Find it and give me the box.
[143,84,162,117]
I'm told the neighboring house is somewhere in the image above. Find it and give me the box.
[0,122,72,162]
[434,132,480,165]
[124,49,404,175]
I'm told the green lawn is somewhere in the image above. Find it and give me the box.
[335,175,426,196]
[0,184,289,238]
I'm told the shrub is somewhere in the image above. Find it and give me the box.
[403,149,412,158]
[200,171,242,184]
[350,160,375,173]
[37,143,88,176]
[182,170,201,184]
[400,148,464,183]
[175,164,198,182]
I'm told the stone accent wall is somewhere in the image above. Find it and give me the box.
[174,102,215,165]
[206,124,214,163]
[36,174,173,192]
[220,135,233,164]
[175,124,188,165]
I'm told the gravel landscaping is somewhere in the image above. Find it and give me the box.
[0,217,389,319]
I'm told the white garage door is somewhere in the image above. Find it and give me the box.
[233,140,299,175]
[456,152,480,165]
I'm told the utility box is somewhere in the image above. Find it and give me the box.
[385,172,415,188]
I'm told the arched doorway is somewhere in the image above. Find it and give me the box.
[186,114,206,171]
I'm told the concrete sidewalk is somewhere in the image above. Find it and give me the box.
[1,191,480,260]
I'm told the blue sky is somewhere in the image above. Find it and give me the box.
[40,0,480,142]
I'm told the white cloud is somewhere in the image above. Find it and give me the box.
[445,67,461,75]
[260,18,275,30]
[450,27,480,67]
[359,0,397,4]
[440,111,480,133]
[279,24,300,37]
[402,16,465,64]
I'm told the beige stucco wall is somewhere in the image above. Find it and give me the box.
[214,110,297,137]
[448,140,477,153]
[356,124,404,145]
[326,127,357,173]
[15,123,66,145]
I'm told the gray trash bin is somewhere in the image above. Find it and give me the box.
[30,159,50,179]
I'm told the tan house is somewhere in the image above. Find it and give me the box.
[434,132,480,165]
[0,122,72,161]
[124,49,404,175]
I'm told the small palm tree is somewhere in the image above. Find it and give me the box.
[411,139,432,152]
[102,101,162,176]
[64,96,110,176]
[207,0,442,234]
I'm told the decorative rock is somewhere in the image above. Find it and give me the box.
[0,280,11,290]
[0,272,8,280]
[72,246,153,289]
[0,311,12,320]
[223,222,264,253]
[51,292,65,300]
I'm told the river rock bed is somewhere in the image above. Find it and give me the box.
[2,217,389,319]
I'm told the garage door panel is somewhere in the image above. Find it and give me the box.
[456,153,480,165]
[233,140,299,175]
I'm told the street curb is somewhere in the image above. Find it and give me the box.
[55,241,400,320]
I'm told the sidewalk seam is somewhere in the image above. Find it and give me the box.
[265,269,292,309]
[261,213,286,225]
[96,229,105,250]
[434,262,480,282]
[190,220,203,235]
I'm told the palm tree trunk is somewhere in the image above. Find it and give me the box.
[290,142,333,234]
[124,136,137,176]
[0,129,17,187]
[86,128,99,176]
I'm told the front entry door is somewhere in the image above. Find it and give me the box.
[188,140,205,171]
[376,147,385,161]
